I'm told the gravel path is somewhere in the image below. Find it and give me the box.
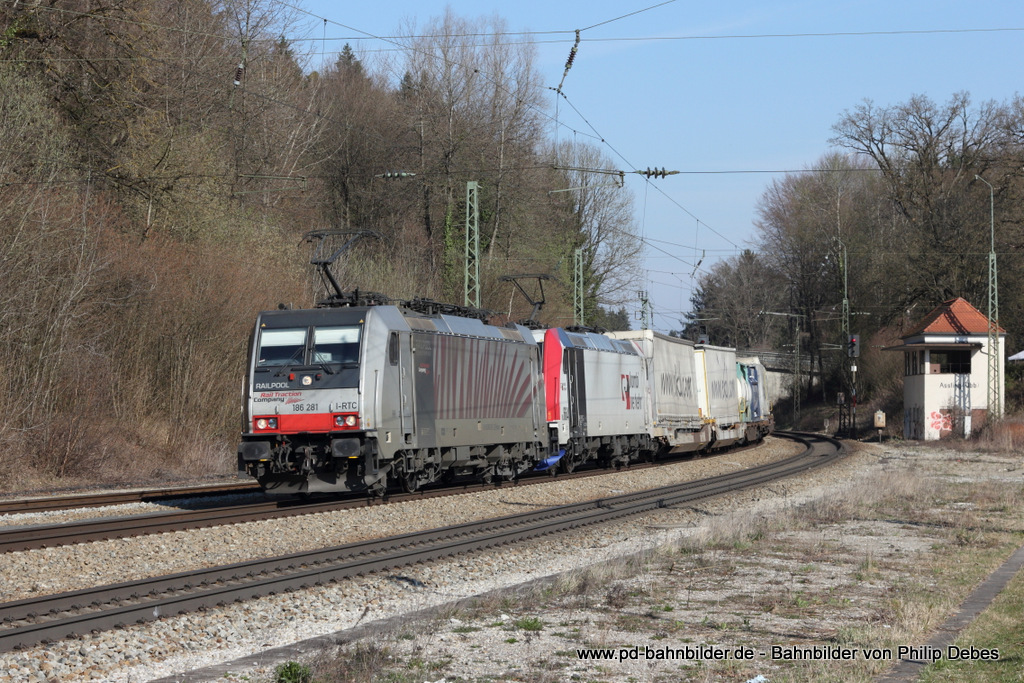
[0,437,842,682]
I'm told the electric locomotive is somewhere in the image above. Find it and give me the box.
[237,299,547,495]
[535,327,654,473]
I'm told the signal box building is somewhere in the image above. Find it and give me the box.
[888,297,1005,440]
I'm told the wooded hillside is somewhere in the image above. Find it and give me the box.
[0,1,641,488]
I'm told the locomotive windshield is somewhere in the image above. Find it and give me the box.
[257,328,306,367]
[312,326,361,364]
[256,324,362,367]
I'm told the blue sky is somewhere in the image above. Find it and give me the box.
[293,0,1024,332]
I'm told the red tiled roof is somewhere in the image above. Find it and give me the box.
[902,297,1005,338]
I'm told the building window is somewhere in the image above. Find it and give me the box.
[930,350,971,374]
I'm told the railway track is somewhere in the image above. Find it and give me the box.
[0,431,842,654]
[0,476,536,552]
[0,481,261,516]
[0,442,763,552]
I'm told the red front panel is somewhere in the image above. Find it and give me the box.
[543,328,564,421]
[255,413,335,433]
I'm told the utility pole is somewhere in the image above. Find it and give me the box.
[838,239,855,438]
[847,333,860,439]
[976,175,1000,421]
[464,181,480,309]
[839,242,850,339]
[638,291,651,331]
[795,318,801,420]
[573,247,585,326]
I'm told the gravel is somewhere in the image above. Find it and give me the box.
[0,436,865,683]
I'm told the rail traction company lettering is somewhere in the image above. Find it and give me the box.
[575,644,1000,663]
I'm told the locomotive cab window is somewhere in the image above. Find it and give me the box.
[313,326,361,365]
[388,332,399,365]
[256,328,307,367]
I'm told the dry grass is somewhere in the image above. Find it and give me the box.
[291,449,1024,683]
[0,227,304,493]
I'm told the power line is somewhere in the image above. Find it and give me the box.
[19,5,1024,54]
[551,88,737,250]
[17,2,600,148]
[581,0,680,32]
[237,26,1024,46]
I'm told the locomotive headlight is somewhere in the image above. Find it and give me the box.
[256,418,267,430]
[334,414,358,428]
[255,417,278,430]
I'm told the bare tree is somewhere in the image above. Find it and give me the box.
[831,93,1012,306]
[552,141,643,316]
[687,250,785,349]
[755,153,891,398]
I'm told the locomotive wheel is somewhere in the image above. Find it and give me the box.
[401,472,420,493]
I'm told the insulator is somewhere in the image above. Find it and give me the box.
[565,46,577,70]
[233,64,244,87]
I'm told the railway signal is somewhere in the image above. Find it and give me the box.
[847,334,860,358]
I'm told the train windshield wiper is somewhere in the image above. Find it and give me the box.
[272,347,307,376]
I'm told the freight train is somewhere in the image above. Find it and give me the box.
[237,299,772,495]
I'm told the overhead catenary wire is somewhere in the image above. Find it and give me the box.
[10,25,1024,64]
[19,2,600,148]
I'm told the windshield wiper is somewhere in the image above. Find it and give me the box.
[272,347,307,376]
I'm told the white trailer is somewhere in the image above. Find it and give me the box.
[606,330,711,453]
[694,344,743,447]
